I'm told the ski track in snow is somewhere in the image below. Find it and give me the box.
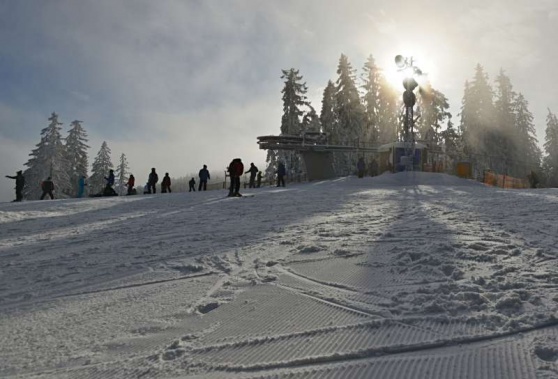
[1,172,558,378]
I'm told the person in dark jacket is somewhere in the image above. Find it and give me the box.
[245,163,258,188]
[198,165,210,191]
[227,158,244,197]
[5,170,25,202]
[148,168,158,194]
[256,171,262,188]
[189,177,196,192]
[357,157,366,178]
[161,173,172,193]
[126,174,135,195]
[104,169,117,196]
[40,177,55,200]
[276,162,286,187]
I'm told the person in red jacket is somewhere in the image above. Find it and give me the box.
[227,158,244,197]
[161,173,172,193]
[126,174,135,195]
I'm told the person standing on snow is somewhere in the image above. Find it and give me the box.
[357,157,366,178]
[227,158,244,197]
[276,162,286,187]
[148,168,158,194]
[104,169,117,196]
[161,173,172,193]
[189,177,196,192]
[256,171,262,188]
[126,174,135,195]
[245,163,258,188]
[40,177,55,200]
[198,165,210,191]
[5,170,25,202]
[78,175,87,198]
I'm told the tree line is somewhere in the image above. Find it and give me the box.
[21,112,130,199]
[268,54,558,187]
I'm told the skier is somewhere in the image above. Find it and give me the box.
[245,163,258,188]
[103,169,117,196]
[256,171,262,188]
[276,162,286,187]
[161,173,172,193]
[357,157,366,178]
[227,158,244,197]
[40,177,55,200]
[5,170,24,202]
[126,174,135,195]
[189,178,196,192]
[148,168,158,194]
[78,175,87,198]
[198,165,210,191]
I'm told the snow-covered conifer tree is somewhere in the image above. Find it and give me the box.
[65,120,89,197]
[320,80,338,144]
[23,112,71,200]
[361,55,382,145]
[459,64,494,176]
[115,153,129,195]
[90,141,113,194]
[543,110,558,187]
[335,54,365,174]
[277,68,308,178]
[513,93,541,176]
[416,83,452,145]
[375,71,399,145]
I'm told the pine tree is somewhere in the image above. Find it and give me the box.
[265,150,277,184]
[115,153,129,195]
[23,112,71,200]
[335,54,365,174]
[335,54,365,145]
[90,141,113,193]
[361,55,382,144]
[543,109,558,187]
[65,120,89,197]
[280,68,307,136]
[459,64,495,176]
[416,83,452,145]
[376,74,399,144]
[278,68,308,177]
[320,80,338,144]
[302,105,321,133]
[513,93,541,176]
[493,69,518,174]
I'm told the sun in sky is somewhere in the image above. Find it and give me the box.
[379,46,438,91]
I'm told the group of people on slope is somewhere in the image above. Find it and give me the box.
[4,171,56,201]
[4,160,287,202]
[142,168,172,194]
[226,159,286,197]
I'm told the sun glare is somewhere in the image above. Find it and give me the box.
[381,49,436,90]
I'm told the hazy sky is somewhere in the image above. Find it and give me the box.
[1,0,557,202]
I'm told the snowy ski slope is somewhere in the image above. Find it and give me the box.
[1,172,558,378]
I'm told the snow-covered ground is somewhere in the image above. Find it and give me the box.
[1,172,558,378]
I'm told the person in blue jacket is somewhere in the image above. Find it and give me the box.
[104,169,117,196]
[78,175,87,198]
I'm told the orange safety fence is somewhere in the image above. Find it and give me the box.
[483,171,529,189]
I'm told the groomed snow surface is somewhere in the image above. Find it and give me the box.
[1,172,558,378]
